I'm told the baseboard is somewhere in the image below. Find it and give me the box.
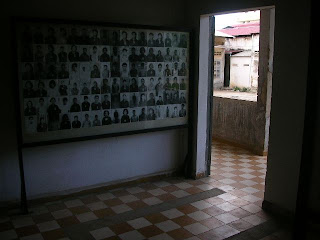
[262,200,295,221]
[194,171,207,179]
[0,169,183,211]
[212,136,267,156]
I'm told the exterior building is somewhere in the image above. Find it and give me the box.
[219,22,260,90]
[213,30,233,89]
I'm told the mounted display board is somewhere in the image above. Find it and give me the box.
[13,18,191,146]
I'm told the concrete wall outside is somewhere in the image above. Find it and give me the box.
[251,52,259,89]
[212,97,264,154]
[0,0,188,202]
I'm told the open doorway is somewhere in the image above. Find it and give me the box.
[201,6,275,231]
[211,9,274,156]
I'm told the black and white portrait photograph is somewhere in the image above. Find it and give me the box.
[81,112,92,128]
[147,91,156,106]
[71,113,82,128]
[129,78,139,92]
[90,45,100,62]
[120,47,129,63]
[179,77,187,90]
[90,63,101,78]
[120,93,130,108]
[100,29,109,45]
[138,78,147,92]
[79,63,90,82]
[90,79,101,94]
[100,46,111,62]
[101,63,110,79]
[91,111,102,127]
[25,115,37,133]
[109,30,120,46]
[146,47,156,62]
[79,46,90,62]
[21,62,35,80]
[101,78,111,94]
[112,109,121,124]
[69,62,79,82]
[130,93,139,108]
[119,30,130,46]
[155,105,165,119]
[101,110,112,125]
[47,79,59,97]
[101,94,111,109]
[137,62,147,77]
[90,95,102,111]
[129,31,139,46]
[58,79,69,96]
[69,96,81,112]
[147,77,155,91]
[147,106,156,120]
[58,96,70,115]
[130,108,139,122]
[120,108,130,123]
[138,92,147,107]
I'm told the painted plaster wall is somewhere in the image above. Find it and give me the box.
[225,34,259,51]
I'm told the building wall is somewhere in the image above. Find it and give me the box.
[0,0,188,202]
[225,34,259,51]
[213,47,225,89]
[251,52,259,89]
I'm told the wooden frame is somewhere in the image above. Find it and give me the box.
[13,17,192,147]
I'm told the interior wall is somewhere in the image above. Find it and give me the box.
[0,0,188,202]
[186,0,311,213]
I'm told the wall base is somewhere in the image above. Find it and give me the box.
[262,200,295,221]
[194,171,207,179]
[0,169,182,213]
[212,136,267,156]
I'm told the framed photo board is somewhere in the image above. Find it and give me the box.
[13,18,191,146]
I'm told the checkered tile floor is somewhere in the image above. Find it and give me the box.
[0,141,274,240]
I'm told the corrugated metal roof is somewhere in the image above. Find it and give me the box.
[219,22,260,36]
[215,30,234,38]
[232,51,252,57]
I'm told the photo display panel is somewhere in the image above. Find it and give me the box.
[15,20,190,144]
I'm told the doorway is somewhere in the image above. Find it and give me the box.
[198,7,275,214]
[204,7,275,173]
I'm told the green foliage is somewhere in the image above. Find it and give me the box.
[233,86,251,92]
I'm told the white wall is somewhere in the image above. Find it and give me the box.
[196,15,211,176]
[22,130,186,199]
[225,34,259,51]
[213,47,225,89]
[230,56,251,88]
[0,0,188,202]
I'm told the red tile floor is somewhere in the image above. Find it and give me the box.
[0,141,287,240]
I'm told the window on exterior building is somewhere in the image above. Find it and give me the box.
[214,60,221,79]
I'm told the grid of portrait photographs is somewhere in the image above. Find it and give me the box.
[16,22,189,142]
